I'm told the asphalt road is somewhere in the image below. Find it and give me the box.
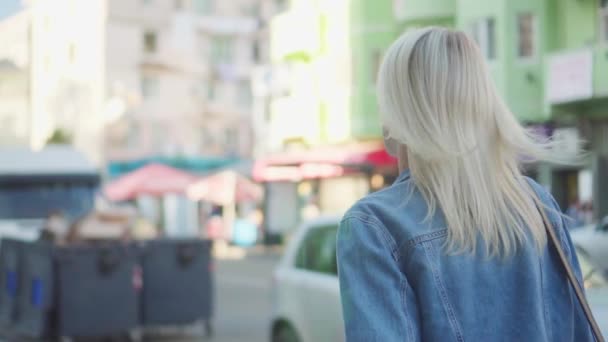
[211,250,279,342]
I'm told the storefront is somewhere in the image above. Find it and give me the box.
[531,126,591,212]
[545,48,608,220]
[253,142,397,243]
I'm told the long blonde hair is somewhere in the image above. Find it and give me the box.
[377,27,580,257]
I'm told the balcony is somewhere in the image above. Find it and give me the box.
[198,15,258,35]
[140,48,207,77]
[210,61,253,82]
[546,46,608,106]
[393,0,456,23]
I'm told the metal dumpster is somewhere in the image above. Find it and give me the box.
[0,239,23,329]
[54,243,140,338]
[141,239,213,331]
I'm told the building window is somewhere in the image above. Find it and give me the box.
[210,36,233,63]
[252,40,260,63]
[200,127,212,148]
[471,18,496,60]
[601,1,608,42]
[143,31,158,53]
[207,82,215,101]
[141,76,160,99]
[68,43,76,64]
[275,0,288,12]
[371,50,383,85]
[243,3,260,17]
[393,0,406,20]
[238,81,252,108]
[225,127,238,152]
[194,0,212,14]
[191,80,206,99]
[517,13,536,59]
[126,123,141,148]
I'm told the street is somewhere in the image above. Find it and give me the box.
[212,249,279,342]
[143,248,280,342]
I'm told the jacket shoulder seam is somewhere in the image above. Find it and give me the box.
[342,213,400,261]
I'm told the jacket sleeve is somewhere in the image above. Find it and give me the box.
[336,215,414,341]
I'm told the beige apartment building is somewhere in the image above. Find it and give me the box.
[106,0,267,160]
[0,10,30,146]
[0,0,273,165]
[0,1,105,162]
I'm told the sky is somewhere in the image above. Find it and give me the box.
[0,0,22,20]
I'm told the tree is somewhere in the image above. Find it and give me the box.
[46,129,72,145]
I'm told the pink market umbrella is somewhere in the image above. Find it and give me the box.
[187,170,262,205]
[104,163,199,201]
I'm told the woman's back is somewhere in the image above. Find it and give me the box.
[337,171,593,341]
[336,26,598,341]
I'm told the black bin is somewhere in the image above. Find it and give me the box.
[141,239,213,326]
[12,241,55,338]
[0,239,23,329]
[54,243,139,337]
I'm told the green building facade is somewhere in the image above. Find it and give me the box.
[269,0,608,218]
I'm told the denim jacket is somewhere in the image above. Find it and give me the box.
[337,170,594,342]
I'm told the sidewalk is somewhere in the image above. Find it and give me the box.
[212,241,284,260]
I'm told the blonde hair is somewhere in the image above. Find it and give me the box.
[377,27,580,257]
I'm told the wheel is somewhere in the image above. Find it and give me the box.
[272,323,300,342]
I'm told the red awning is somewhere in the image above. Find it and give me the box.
[253,142,396,182]
[187,170,263,205]
[104,163,199,201]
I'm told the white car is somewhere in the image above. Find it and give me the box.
[270,216,344,342]
[269,216,608,341]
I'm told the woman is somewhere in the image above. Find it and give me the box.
[337,27,594,341]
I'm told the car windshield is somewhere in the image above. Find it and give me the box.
[0,182,96,220]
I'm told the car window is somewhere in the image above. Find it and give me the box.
[295,224,338,275]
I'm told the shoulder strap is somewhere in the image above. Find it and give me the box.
[538,204,605,342]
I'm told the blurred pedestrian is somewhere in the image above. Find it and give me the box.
[566,199,585,228]
[301,195,320,220]
[581,201,594,225]
[206,214,224,240]
[39,209,69,244]
[337,27,599,341]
